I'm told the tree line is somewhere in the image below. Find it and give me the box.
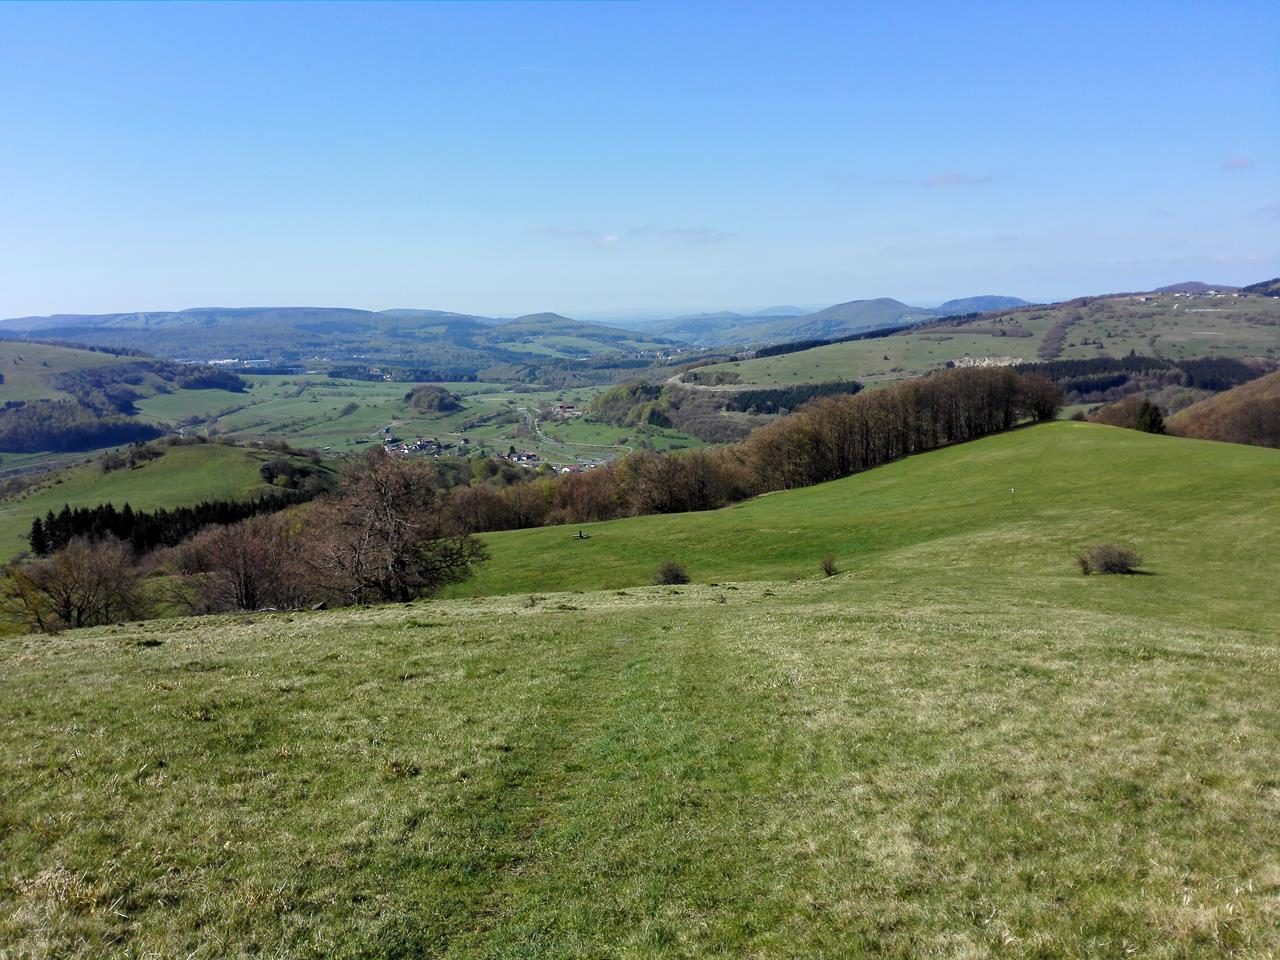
[723,380,863,414]
[28,492,314,557]
[749,315,978,360]
[1019,353,1262,393]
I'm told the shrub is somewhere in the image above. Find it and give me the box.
[653,560,689,585]
[1077,543,1142,575]
[820,553,838,577]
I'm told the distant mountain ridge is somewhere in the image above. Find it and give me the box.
[0,306,493,333]
[1153,281,1240,294]
[1240,278,1280,297]
[2,294,1038,354]
[642,294,1031,346]
[0,306,681,375]
[935,295,1032,314]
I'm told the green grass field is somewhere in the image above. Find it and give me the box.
[0,443,325,561]
[453,423,1278,632]
[696,293,1280,387]
[2,424,1278,956]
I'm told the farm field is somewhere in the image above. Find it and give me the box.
[132,386,250,423]
[0,442,329,562]
[537,414,703,453]
[2,423,1278,956]
[695,293,1280,387]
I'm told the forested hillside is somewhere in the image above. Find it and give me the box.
[1167,369,1280,447]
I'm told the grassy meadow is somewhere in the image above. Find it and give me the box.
[454,423,1278,632]
[1,424,1278,956]
[0,342,135,404]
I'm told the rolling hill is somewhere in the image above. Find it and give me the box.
[1167,368,1280,447]
[646,295,1030,347]
[1241,277,1280,297]
[0,340,138,404]
[1,295,1041,360]
[2,424,1278,955]
[733,297,936,343]
[452,422,1277,630]
[688,290,1280,387]
[1154,281,1240,294]
[935,294,1031,313]
[633,310,802,344]
[487,314,677,359]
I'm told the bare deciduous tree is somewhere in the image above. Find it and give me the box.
[175,514,312,612]
[2,537,148,632]
[308,448,488,604]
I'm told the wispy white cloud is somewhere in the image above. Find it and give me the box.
[1258,201,1280,220]
[1221,155,1255,172]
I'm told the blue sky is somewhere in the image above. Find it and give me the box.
[0,0,1276,319]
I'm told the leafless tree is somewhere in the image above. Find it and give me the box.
[2,537,148,632]
[307,447,488,604]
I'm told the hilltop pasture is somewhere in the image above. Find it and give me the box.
[454,423,1278,633]
[0,341,135,404]
[1,424,1277,957]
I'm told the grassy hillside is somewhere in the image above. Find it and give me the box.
[694,292,1280,387]
[1168,369,1280,448]
[2,424,1278,956]
[454,423,1278,633]
[0,341,133,403]
[0,443,322,560]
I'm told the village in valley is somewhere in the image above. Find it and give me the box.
[379,398,603,473]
